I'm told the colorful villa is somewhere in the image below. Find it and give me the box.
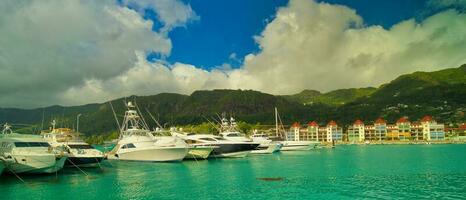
[290,115,446,143]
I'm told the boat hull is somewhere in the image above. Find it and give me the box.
[109,147,188,162]
[185,146,214,160]
[209,143,259,158]
[5,154,67,174]
[0,162,4,175]
[281,141,319,151]
[251,143,282,154]
[65,156,104,168]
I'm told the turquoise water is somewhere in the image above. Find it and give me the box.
[1,144,466,199]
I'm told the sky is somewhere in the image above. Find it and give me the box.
[0,0,466,108]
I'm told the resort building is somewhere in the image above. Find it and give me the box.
[386,124,399,140]
[364,125,375,141]
[347,119,365,142]
[307,121,320,142]
[373,118,387,141]
[289,122,312,141]
[421,116,445,141]
[411,122,424,140]
[326,120,343,142]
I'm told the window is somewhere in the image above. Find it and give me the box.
[121,143,136,149]
[200,138,217,141]
[14,142,50,147]
[227,133,241,137]
[68,144,94,149]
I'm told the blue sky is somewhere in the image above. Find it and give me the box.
[152,0,439,69]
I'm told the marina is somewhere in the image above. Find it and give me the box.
[0,144,465,199]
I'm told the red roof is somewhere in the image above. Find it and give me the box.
[291,122,300,128]
[396,117,410,123]
[354,119,364,125]
[327,120,337,126]
[307,121,318,127]
[421,115,433,122]
[374,118,386,124]
[459,124,466,130]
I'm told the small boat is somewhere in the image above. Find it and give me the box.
[0,156,13,176]
[280,141,318,151]
[0,123,68,174]
[250,132,282,154]
[185,145,216,160]
[42,123,105,168]
[107,102,188,162]
[273,108,319,151]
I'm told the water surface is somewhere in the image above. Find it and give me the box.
[1,144,465,199]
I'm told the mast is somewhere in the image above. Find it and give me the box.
[275,107,279,137]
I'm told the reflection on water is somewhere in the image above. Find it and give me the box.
[1,144,466,199]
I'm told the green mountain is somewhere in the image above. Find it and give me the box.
[0,64,465,136]
[284,87,376,106]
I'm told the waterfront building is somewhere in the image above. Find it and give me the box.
[307,121,320,141]
[364,125,375,141]
[411,122,424,140]
[288,122,301,141]
[396,117,411,140]
[374,118,387,141]
[289,122,312,141]
[318,127,327,142]
[326,120,343,142]
[386,124,399,140]
[421,116,445,141]
[347,119,365,142]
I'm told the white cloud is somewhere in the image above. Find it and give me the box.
[226,0,466,94]
[0,0,191,108]
[1,0,466,108]
[121,0,199,31]
[428,0,466,9]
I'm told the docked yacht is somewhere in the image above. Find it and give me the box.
[215,116,262,156]
[0,124,67,174]
[107,102,188,162]
[250,132,282,154]
[170,130,215,159]
[273,108,319,151]
[180,134,259,158]
[42,123,104,167]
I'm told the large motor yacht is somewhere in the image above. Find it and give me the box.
[42,122,105,167]
[107,102,188,162]
[0,124,67,174]
[179,133,259,158]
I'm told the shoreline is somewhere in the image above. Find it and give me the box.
[326,140,466,146]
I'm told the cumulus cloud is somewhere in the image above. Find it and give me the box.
[1,0,466,108]
[121,0,199,31]
[428,0,466,10]
[228,0,466,94]
[0,0,189,108]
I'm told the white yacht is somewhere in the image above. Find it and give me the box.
[170,130,215,160]
[215,116,262,156]
[42,123,104,168]
[250,132,282,154]
[273,108,319,151]
[0,124,67,174]
[107,102,188,162]
[179,133,259,158]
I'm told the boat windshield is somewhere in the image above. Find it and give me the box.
[68,144,94,149]
[14,142,50,147]
[227,133,242,137]
[199,138,217,142]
